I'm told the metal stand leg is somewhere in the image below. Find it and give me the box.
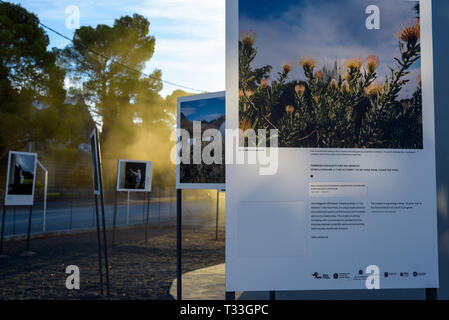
[145,192,151,244]
[26,206,33,252]
[94,195,104,296]
[13,206,16,235]
[127,192,130,225]
[0,205,6,255]
[69,200,73,230]
[177,189,182,300]
[225,291,235,300]
[158,189,161,227]
[112,191,118,245]
[99,190,111,299]
[425,288,437,300]
[216,190,219,241]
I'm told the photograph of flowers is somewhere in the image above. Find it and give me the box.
[239,0,423,149]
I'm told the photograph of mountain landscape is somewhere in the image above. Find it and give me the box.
[239,0,423,149]
[179,94,225,186]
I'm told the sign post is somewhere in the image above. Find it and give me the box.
[2,151,38,256]
[90,128,110,299]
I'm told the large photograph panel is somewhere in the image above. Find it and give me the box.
[177,92,226,189]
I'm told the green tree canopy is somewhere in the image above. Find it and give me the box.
[58,14,163,142]
[0,2,74,161]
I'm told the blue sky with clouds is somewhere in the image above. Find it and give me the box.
[13,0,225,97]
[181,96,225,122]
[13,153,35,173]
[240,0,420,99]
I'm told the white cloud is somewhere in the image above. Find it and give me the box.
[127,0,225,96]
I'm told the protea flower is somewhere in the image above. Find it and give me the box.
[295,84,306,96]
[240,117,253,132]
[396,22,420,45]
[299,56,316,69]
[346,57,363,70]
[315,71,323,79]
[329,79,338,89]
[341,81,350,94]
[365,82,383,97]
[261,78,269,88]
[282,63,293,73]
[239,88,253,98]
[240,31,256,47]
[285,105,295,114]
[366,55,380,73]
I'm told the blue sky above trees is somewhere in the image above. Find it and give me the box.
[13,0,225,97]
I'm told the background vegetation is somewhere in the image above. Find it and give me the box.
[0,2,183,196]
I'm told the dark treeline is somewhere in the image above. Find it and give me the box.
[0,2,186,197]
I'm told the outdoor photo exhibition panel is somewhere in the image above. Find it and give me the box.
[90,129,101,195]
[4,151,37,206]
[116,159,153,192]
[226,0,438,291]
[176,91,226,190]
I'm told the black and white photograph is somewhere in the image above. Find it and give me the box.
[116,159,152,192]
[4,151,37,206]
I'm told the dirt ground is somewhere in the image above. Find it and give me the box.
[0,224,225,300]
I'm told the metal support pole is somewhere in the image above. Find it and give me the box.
[37,160,48,233]
[145,192,151,244]
[0,205,6,255]
[127,191,130,225]
[158,189,161,226]
[13,206,16,235]
[94,195,104,296]
[425,288,437,300]
[112,191,118,245]
[225,291,235,300]
[99,187,111,299]
[177,189,182,300]
[141,192,145,223]
[216,190,219,241]
[69,200,73,230]
[43,170,48,232]
[26,206,33,251]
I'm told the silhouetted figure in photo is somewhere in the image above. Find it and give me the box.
[128,168,142,189]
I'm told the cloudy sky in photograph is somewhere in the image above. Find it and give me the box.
[14,0,225,97]
[181,96,225,122]
[240,0,420,98]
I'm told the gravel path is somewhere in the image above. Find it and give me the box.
[0,224,225,300]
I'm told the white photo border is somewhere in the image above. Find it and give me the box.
[116,159,153,192]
